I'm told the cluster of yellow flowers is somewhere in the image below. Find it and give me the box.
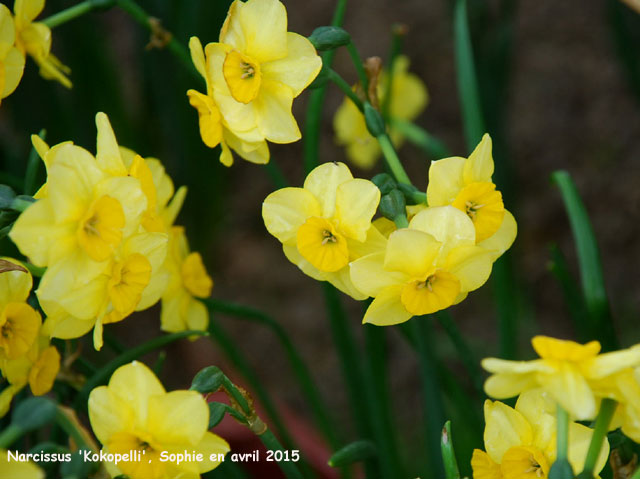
[8,113,214,353]
[0,258,59,417]
[0,0,71,106]
[473,336,640,478]
[187,0,322,166]
[334,55,428,169]
[263,134,516,326]
[88,361,229,478]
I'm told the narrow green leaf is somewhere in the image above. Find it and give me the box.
[328,440,377,468]
[441,421,461,479]
[551,170,618,350]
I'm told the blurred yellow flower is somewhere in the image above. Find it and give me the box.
[472,390,608,479]
[188,36,270,166]
[88,361,229,479]
[1,449,44,479]
[427,134,516,256]
[0,4,25,105]
[160,227,213,333]
[13,0,71,88]
[262,162,383,299]
[482,336,640,421]
[350,206,493,325]
[206,0,322,144]
[334,55,428,169]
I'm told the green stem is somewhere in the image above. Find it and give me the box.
[327,68,364,111]
[115,0,200,82]
[390,118,452,160]
[454,0,486,149]
[259,429,304,479]
[303,0,348,174]
[578,399,617,479]
[435,311,484,396]
[24,130,46,196]
[363,325,404,478]
[411,317,446,478]
[206,316,296,451]
[0,425,22,448]
[556,405,569,460]
[393,214,409,229]
[75,330,206,409]
[377,133,412,185]
[202,298,339,449]
[346,42,369,97]
[41,0,115,28]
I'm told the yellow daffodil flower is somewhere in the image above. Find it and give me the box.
[0,259,41,361]
[88,361,229,479]
[1,449,44,479]
[205,0,322,145]
[0,4,25,105]
[334,55,428,169]
[188,36,270,166]
[350,206,494,325]
[262,162,383,299]
[427,134,516,258]
[13,0,71,88]
[160,226,213,333]
[1,333,60,416]
[482,336,640,421]
[472,389,608,479]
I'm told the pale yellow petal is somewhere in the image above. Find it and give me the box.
[0,5,14,57]
[1,448,44,479]
[225,129,269,165]
[2,48,25,99]
[464,134,494,184]
[148,390,208,446]
[262,187,321,244]
[230,0,288,63]
[350,252,407,297]
[409,206,476,253]
[185,298,209,331]
[15,0,45,24]
[445,245,493,292]
[478,209,517,260]
[514,389,556,453]
[585,347,640,379]
[282,244,325,282]
[95,112,127,176]
[42,312,95,340]
[94,176,147,237]
[88,387,134,444]
[334,179,380,242]
[346,223,388,259]
[188,36,207,81]
[426,156,466,206]
[362,285,412,326]
[162,185,187,228]
[261,32,321,97]
[483,400,533,463]
[384,229,440,278]
[191,432,230,473]
[254,80,300,143]
[303,162,353,218]
[567,422,609,474]
[389,56,428,121]
[325,266,368,301]
[541,363,597,420]
[0,258,32,305]
[108,361,164,428]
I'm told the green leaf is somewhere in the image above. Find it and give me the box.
[308,26,351,51]
[191,366,224,394]
[551,170,617,350]
[12,397,57,431]
[441,421,461,479]
[328,440,377,468]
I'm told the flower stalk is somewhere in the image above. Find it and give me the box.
[577,398,618,479]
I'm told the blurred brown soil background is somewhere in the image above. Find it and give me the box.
[1,0,640,471]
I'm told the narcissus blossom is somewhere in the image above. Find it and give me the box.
[188,36,270,166]
[334,55,428,169]
[206,0,322,144]
[0,4,25,105]
[263,162,383,299]
[350,206,494,325]
[160,227,213,333]
[472,390,608,479]
[427,134,516,256]
[88,361,229,479]
[1,449,44,479]
[482,336,640,421]
[13,0,71,88]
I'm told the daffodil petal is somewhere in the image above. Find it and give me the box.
[261,32,321,97]
[254,80,299,143]
[362,285,412,326]
[426,156,466,206]
[463,133,494,184]
[15,0,45,24]
[188,37,207,81]
[334,179,380,242]
[262,187,321,244]
[95,113,127,176]
[445,245,493,292]
[282,244,325,281]
[303,162,353,219]
[2,48,25,99]
[88,387,134,444]
[409,206,476,252]
[0,258,32,305]
[147,390,208,446]
[542,363,597,420]
[350,252,407,297]
[478,209,517,260]
[483,399,533,464]
[231,0,288,63]
[567,422,609,474]
[384,229,440,278]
